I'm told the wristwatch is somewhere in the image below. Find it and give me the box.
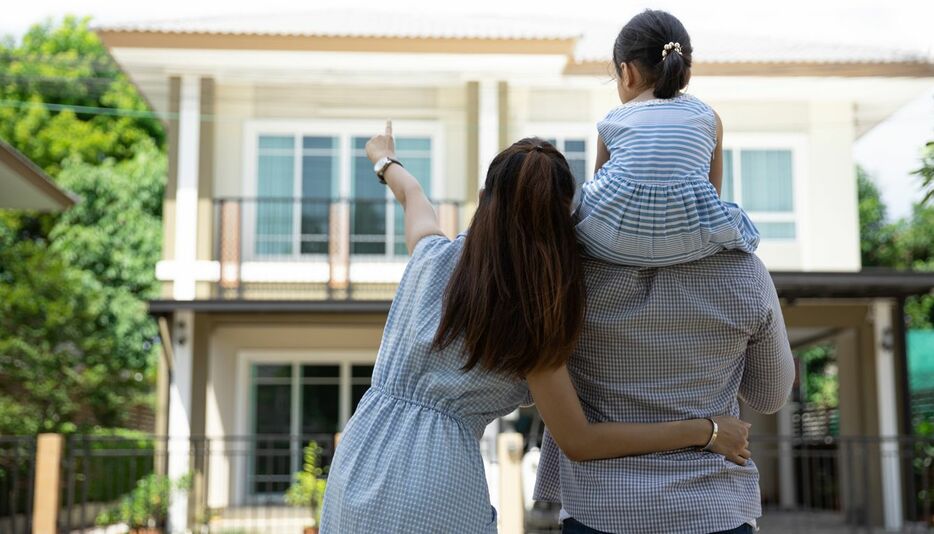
[374,156,403,184]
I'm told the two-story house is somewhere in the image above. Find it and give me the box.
[96,10,934,532]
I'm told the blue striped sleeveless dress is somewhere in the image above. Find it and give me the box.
[575,93,759,266]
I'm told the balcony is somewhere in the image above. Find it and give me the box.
[211,197,466,301]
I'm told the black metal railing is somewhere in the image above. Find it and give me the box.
[528,436,934,534]
[213,197,465,301]
[0,436,35,534]
[8,433,934,533]
[58,434,337,533]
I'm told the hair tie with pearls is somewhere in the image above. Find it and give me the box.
[661,42,683,59]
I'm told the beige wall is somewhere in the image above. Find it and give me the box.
[180,78,862,275]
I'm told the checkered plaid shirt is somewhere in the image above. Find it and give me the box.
[533,250,795,534]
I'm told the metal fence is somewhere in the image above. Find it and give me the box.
[213,197,465,300]
[11,433,934,533]
[58,434,336,534]
[529,436,934,534]
[0,436,35,534]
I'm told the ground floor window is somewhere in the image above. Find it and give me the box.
[249,361,373,495]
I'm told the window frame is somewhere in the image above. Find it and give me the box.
[235,349,377,501]
[242,119,445,262]
[722,133,807,242]
[521,122,597,185]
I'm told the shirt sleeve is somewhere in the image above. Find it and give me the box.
[532,429,562,503]
[738,272,796,414]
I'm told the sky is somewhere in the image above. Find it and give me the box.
[3,0,933,218]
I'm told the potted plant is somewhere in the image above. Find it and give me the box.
[95,473,191,534]
[285,442,328,534]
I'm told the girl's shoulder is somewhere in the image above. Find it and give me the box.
[601,93,714,121]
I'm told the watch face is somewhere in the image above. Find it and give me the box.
[373,158,384,174]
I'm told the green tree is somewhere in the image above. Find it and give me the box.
[0,17,165,434]
[857,166,934,329]
[914,141,934,205]
[0,147,163,434]
[0,16,164,175]
[857,168,898,267]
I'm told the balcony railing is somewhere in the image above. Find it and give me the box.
[213,197,465,300]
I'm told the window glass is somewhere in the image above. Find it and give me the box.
[252,364,293,494]
[300,136,338,254]
[740,149,794,212]
[299,365,341,436]
[721,149,735,203]
[757,222,797,240]
[351,365,374,413]
[351,137,387,255]
[562,139,588,186]
[256,135,295,256]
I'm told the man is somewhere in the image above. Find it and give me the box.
[534,251,795,534]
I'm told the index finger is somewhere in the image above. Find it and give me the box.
[385,119,393,137]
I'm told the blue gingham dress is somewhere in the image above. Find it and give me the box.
[320,234,529,534]
[576,93,759,266]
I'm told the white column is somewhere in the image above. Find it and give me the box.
[777,402,797,509]
[477,80,500,190]
[174,75,201,301]
[482,418,500,516]
[167,310,194,533]
[873,299,903,531]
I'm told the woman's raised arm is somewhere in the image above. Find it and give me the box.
[365,120,444,254]
[528,364,752,464]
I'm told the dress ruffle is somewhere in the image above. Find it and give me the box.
[575,169,760,267]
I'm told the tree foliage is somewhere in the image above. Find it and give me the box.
[914,141,934,206]
[0,17,165,435]
[858,165,934,329]
[0,16,164,174]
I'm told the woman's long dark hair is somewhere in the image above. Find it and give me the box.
[433,138,585,378]
[613,10,692,99]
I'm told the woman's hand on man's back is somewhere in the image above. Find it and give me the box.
[708,416,752,466]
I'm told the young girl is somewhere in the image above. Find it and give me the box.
[319,123,752,533]
[576,9,760,267]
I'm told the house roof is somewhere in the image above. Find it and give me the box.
[96,10,933,70]
[0,139,76,211]
[97,10,581,41]
[573,25,932,65]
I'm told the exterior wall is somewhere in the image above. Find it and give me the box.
[160,74,863,283]
[200,312,386,507]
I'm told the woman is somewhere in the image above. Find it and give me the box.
[319,122,752,533]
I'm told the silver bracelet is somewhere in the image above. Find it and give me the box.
[702,418,719,451]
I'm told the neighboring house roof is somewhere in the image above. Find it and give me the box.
[0,140,76,211]
[96,10,934,76]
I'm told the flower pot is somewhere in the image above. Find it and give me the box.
[129,529,162,534]
[303,527,319,534]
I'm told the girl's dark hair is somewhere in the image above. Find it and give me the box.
[612,9,692,99]
[433,138,585,378]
